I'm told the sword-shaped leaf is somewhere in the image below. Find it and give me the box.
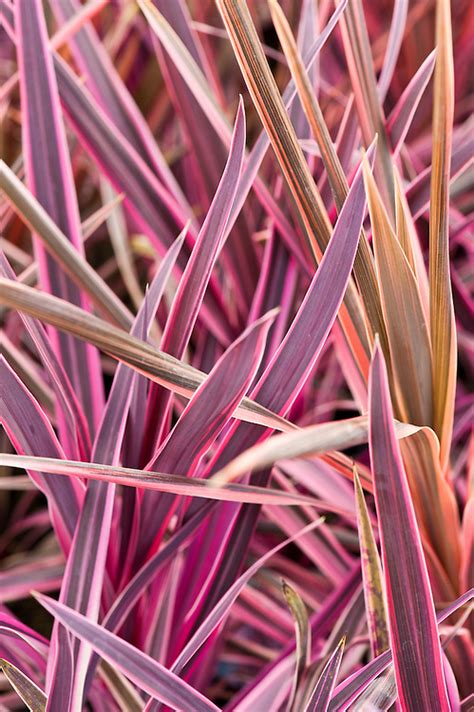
[429,0,457,468]
[0,659,47,712]
[14,0,103,431]
[0,279,293,433]
[368,342,449,710]
[353,469,389,658]
[304,637,345,712]
[34,595,219,712]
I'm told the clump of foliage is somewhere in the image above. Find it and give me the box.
[0,0,472,709]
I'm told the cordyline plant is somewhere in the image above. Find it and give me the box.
[0,0,472,709]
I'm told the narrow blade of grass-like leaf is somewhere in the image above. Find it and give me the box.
[0,659,46,712]
[0,252,90,459]
[363,158,433,426]
[34,594,220,712]
[245,145,372,419]
[142,97,246,456]
[51,56,231,343]
[0,357,80,545]
[400,429,461,593]
[304,637,345,712]
[0,616,49,659]
[328,589,473,710]
[353,469,389,658]
[137,0,348,278]
[49,0,190,210]
[82,501,218,695]
[387,49,437,157]
[408,131,473,220]
[215,0,328,257]
[377,0,408,101]
[429,0,457,468]
[102,501,215,636]
[100,182,143,312]
[15,0,103,430]
[338,0,394,214]
[177,144,373,626]
[0,163,132,329]
[138,309,277,554]
[98,661,143,712]
[215,0,371,381]
[0,555,64,603]
[282,580,310,711]
[0,280,293,432]
[47,232,185,709]
[81,190,124,241]
[170,519,323,675]
[213,415,418,484]
[0,454,336,510]
[149,0,258,308]
[52,58,188,242]
[268,0,388,356]
[368,342,449,710]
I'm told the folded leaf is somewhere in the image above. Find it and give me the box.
[364,157,433,426]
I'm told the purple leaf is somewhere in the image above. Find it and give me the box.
[170,519,323,675]
[368,342,450,709]
[180,142,373,626]
[49,0,191,210]
[0,252,90,459]
[15,0,103,431]
[328,589,473,710]
[0,453,323,508]
[53,55,231,344]
[304,637,345,712]
[377,0,408,101]
[47,233,184,709]
[0,357,81,546]
[35,594,220,712]
[387,49,437,157]
[142,97,247,458]
[0,658,47,711]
